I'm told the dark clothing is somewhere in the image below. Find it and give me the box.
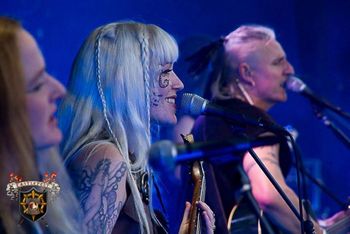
[191,98,292,233]
[113,188,168,234]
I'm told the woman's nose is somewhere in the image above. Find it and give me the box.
[172,73,184,91]
[48,74,66,100]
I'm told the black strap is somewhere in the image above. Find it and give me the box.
[152,174,168,216]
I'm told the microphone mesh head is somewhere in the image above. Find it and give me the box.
[181,93,207,116]
[148,140,176,171]
[286,76,307,92]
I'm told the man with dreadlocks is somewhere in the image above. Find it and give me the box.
[189,25,325,234]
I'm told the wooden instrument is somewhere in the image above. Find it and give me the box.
[323,208,350,234]
[181,134,206,234]
[228,202,350,234]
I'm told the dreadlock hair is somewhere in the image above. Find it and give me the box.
[186,25,275,102]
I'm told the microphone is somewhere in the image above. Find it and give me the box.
[286,76,327,106]
[286,76,350,118]
[149,136,281,170]
[180,93,288,134]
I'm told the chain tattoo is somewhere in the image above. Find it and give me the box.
[70,159,127,233]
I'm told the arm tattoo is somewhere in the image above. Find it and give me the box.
[245,151,279,174]
[71,159,127,233]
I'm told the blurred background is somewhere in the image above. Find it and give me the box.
[2,0,349,218]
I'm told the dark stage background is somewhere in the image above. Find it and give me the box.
[2,0,350,218]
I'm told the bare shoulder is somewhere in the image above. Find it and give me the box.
[68,141,128,190]
[70,141,125,169]
[68,141,128,197]
[252,144,280,158]
[243,142,281,175]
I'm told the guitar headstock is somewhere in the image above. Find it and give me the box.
[180,134,203,181]
[181,133,194,144]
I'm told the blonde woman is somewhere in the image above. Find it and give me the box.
[59,22,215,234]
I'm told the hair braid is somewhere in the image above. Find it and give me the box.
[139,28,152,144]
[139,26,168,233]
[94,24,150,234]
[94,26,123,150]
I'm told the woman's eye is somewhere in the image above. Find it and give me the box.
[27,73,48,93]
[160,69,173,77]
[32,83,44,92]
[27,83,44,93]
[28,77,47,92]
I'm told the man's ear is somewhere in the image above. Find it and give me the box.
[238,63,255,87]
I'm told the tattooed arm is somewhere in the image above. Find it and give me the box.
[243,144,322,234]
[69,143,127,234]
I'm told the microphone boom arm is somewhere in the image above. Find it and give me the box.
[306,91,350,120]
[175,135,281,164]
[314,107,350,150]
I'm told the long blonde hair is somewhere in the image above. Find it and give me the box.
[59,21,178,233]
[0,17,38,234]
[0,17,83,234]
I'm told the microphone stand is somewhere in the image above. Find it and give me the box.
[289,94,350,220]
[306,92,350,121]
[289,137,349,210]
[289,133,318,234]
[313,106,350,149]
[247,148,316,234]
[300,99,350,210]
[236,164,276,234]
[294,160,349,210]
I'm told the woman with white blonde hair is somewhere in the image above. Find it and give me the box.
[58,21,215,234]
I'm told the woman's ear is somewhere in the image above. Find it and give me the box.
[238,63,255,87]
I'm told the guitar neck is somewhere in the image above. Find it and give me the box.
[181,134,206,234]
[188,161,206,234]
